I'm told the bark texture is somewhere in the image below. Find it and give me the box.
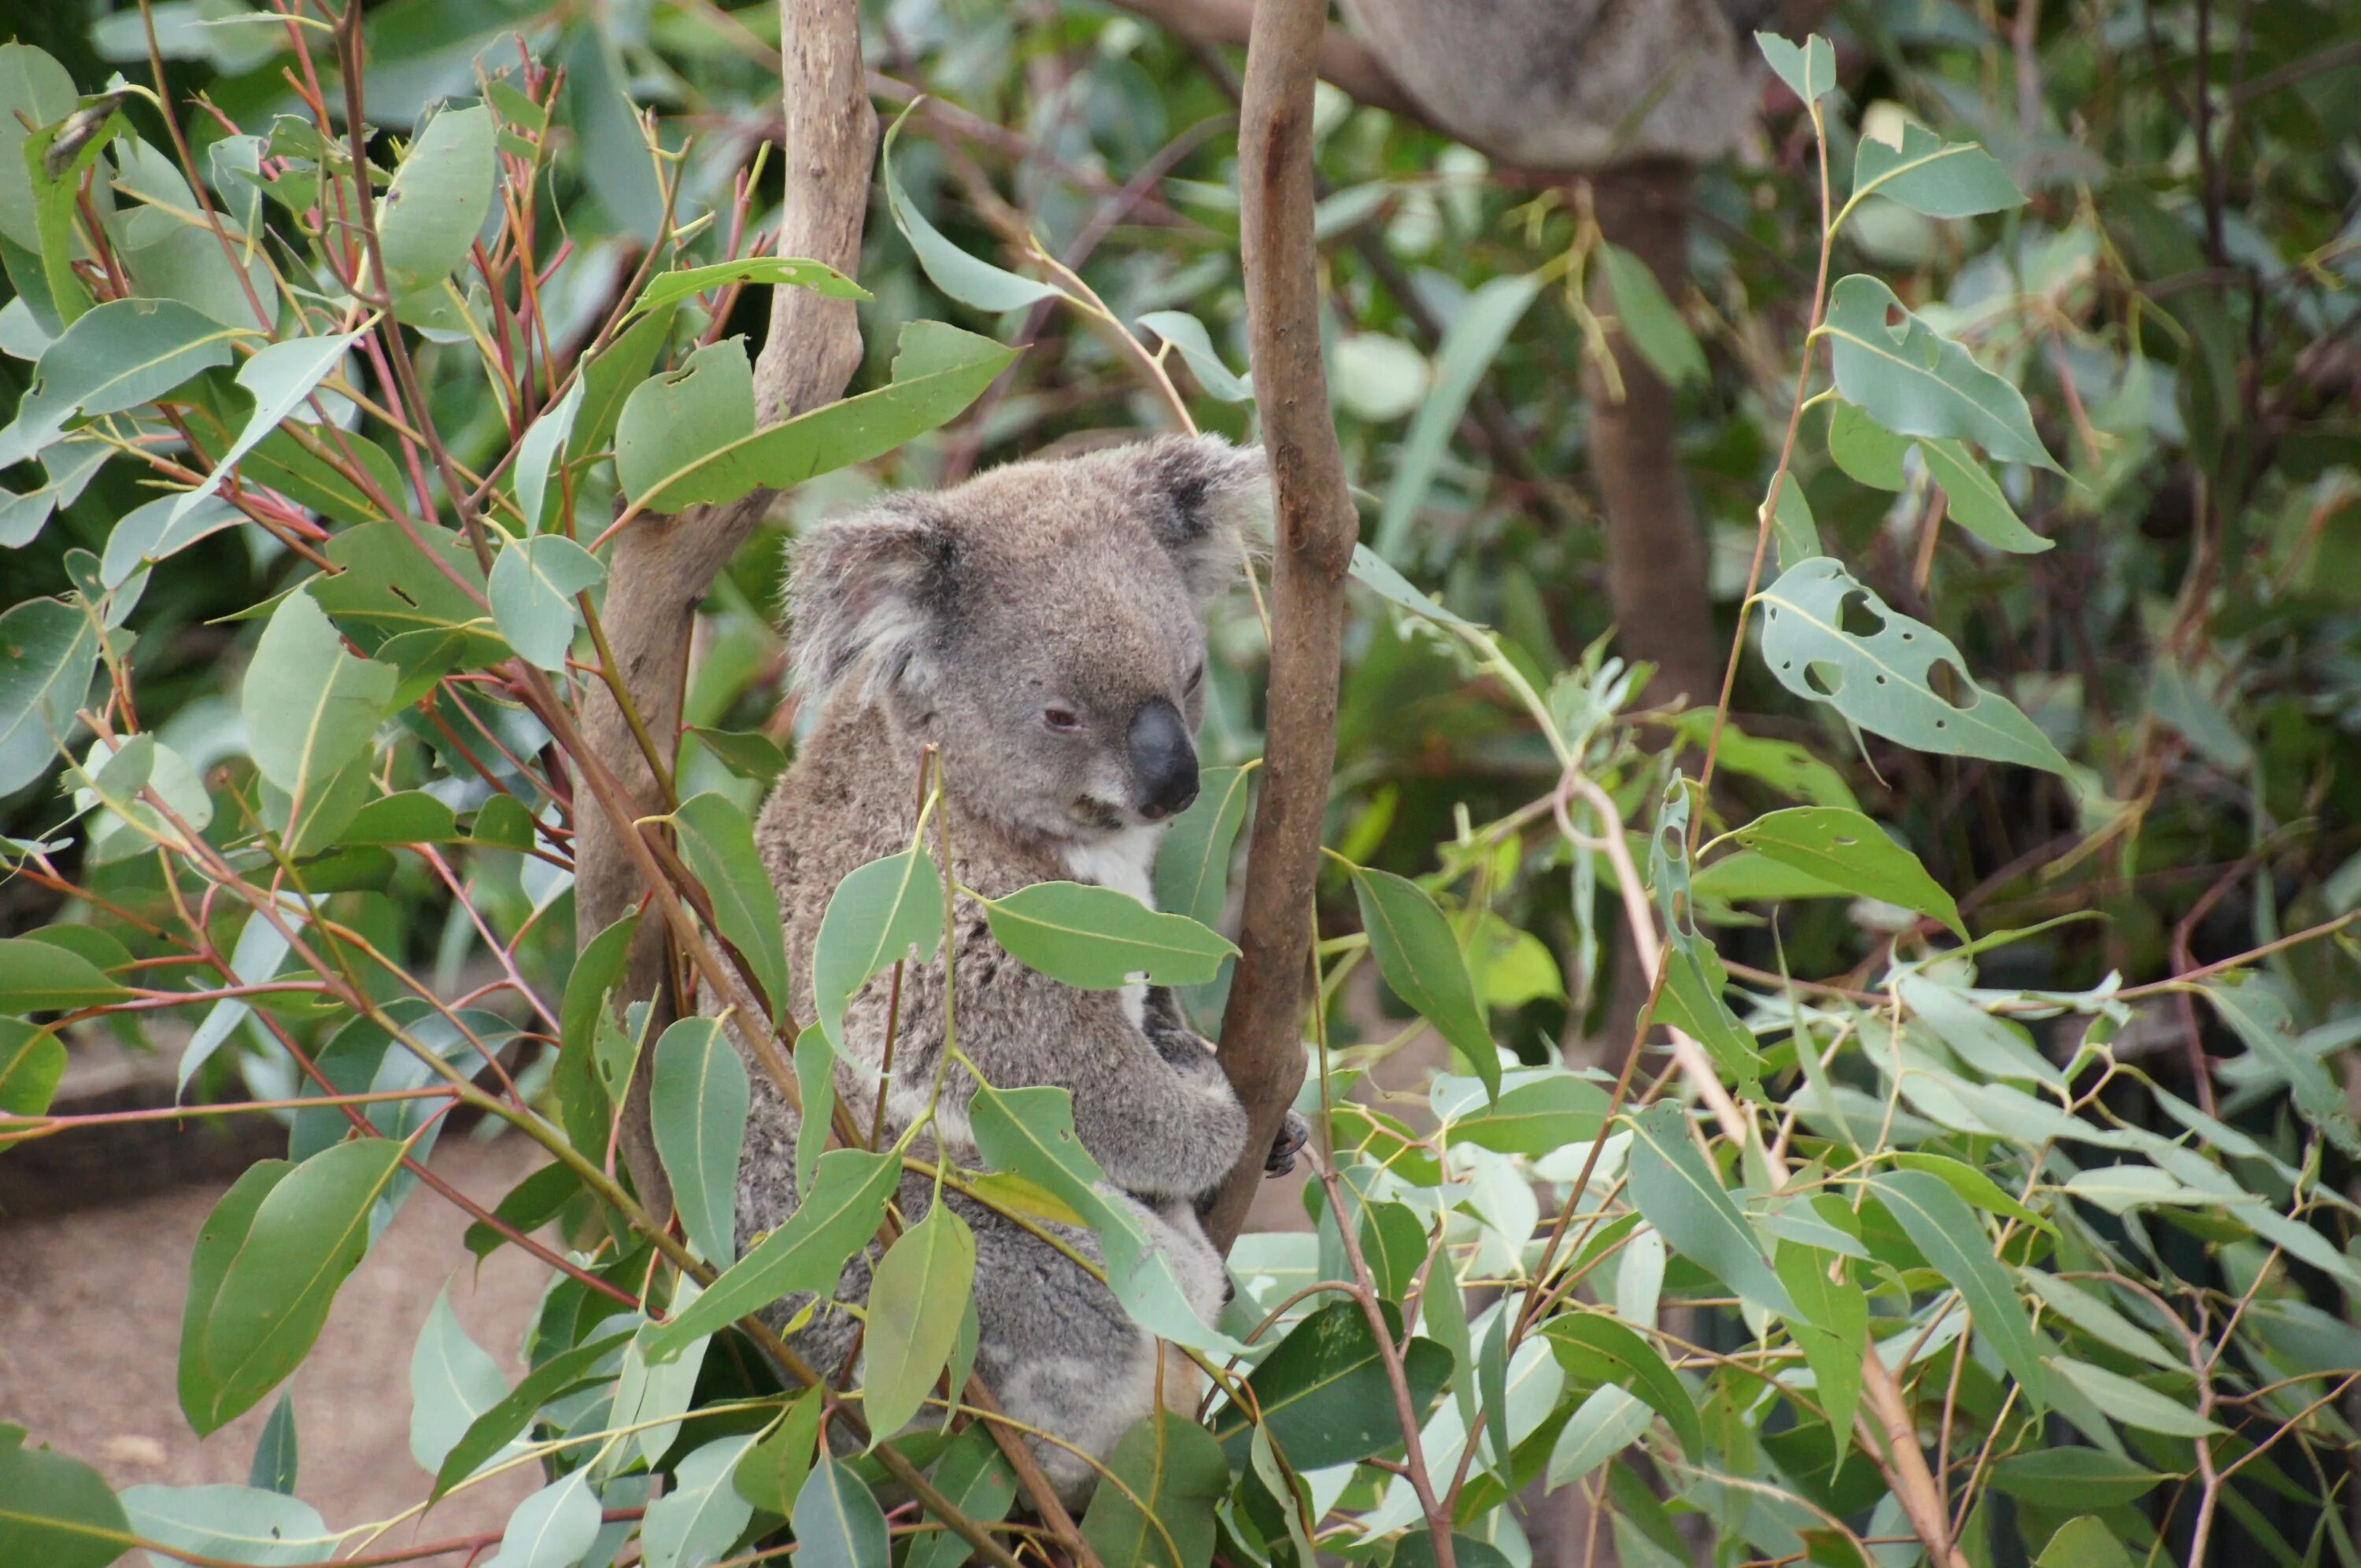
[1199,0,1361,1254]
[574,0,877,1217]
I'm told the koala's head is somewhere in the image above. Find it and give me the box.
[786,434,1268,848]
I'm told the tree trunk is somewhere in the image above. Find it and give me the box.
[1585,157,1723,716]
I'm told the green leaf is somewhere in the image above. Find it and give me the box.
[881,105,1064,313]
[1209,1300,1450,1469]
[1078,1410,1228,1568]
[1753,31,1835,102]
[511,379,582,534]
[669,791,793,1029]
[903,1426,1018,1568]
[966,1084,1245,1356]
[0,596,98,794]
[1896,976,2063,1086]
[1772,1244,1866,1459]
[345,791,462,847]
[487,533,604,672]
[1822,275,2057,470]
[1624,1104,1793,1317]
[0,1430,133,1568]
[650,1016,751,1267]
[633,256,869,318]
[2020,1272,2181,1371]
[1349,544,1477,629]
[248,1394,297,1494]
[1850,120,2027,220]
[981,880,1236,989]
[1759,557,2070,773]
[0,1020,67,1131]
[0,936,127,1013]
[1349,865,1497,1098]
[430,1326,634,1498]
[645,1148,902,1360]
[1646,780,1761,1094]
[684,726,787,784]
[408,1284,514,1477]
[1136,311,1251,401]
[613,337,756,510]
[1600,245,1705,388]
[1154,765,1251,931]
[1449,1075,1609,1157]
[373,104,495,298]
[463,1161,583,1262]
[2204,980,2359,1157]
[1724,807,1963,936]
[1373,271,1543,561]
[811,847,944,1052]
[1539,1312,1703,1458]
[2036,1517,2139,1568]
[483,1470,600,1568]
[1867,1170,2049,1406]
[1770,478,1821,576]
[642,1434,757,1568]
[1988,1449,2167,1509]
[733,1389,825,1514]
[242,592,397,808]
[195,1138,408,1431]
[618,321,1018,513]
[1890,1151,2051,1228]
[1545,1385,1653,1489]
[792,1457,890,1568]
[1827,399,1909,489]
[0,45,77,253]
[860,1203,976,1441]
[179,1161,292,1432]
[566,303,678,467]
[0,299,251,467]
[100,493,242,589]
[176,333,360,522]
[1917,437,2050,553]
[2046,1356,2220,1437]
[122,1482,333,1566]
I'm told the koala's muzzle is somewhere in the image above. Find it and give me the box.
[1127,699,1199,821]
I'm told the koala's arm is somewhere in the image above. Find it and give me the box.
[898,922,1249,1204]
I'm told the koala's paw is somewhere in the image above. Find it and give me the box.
[1264,1110,1310,1177]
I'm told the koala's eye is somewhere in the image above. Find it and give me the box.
[1043,707,1083,734]
[1184,661,1205,695]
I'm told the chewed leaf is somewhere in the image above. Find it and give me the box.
[1754,32,1835,103]
[1851,120,2026,220]
[1823,275,2058,470]
[1758,557,2069,774]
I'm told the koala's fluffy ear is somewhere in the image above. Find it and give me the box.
[1133,434,1271,603]
[786,499,955,700]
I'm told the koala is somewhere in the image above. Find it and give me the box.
[1337,0,1786,172]
[733,433,1304,1504]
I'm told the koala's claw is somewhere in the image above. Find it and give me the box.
[1265,1110,1310,1176]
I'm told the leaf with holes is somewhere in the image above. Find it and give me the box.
[1759,558,2068,773]
[1823,275,2057,470]
[1850,120,2026,220]
[1754,31,1835,102]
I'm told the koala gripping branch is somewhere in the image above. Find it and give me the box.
[1202,0,1358,1256]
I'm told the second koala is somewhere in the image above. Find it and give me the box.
[737,432,1299,1501]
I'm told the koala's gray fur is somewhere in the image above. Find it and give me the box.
[733,434,1276,1503]
[1339,0,1781,172]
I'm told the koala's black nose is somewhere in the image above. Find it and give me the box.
[1128,698,1199,821]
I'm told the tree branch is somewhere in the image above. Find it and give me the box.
[1199,0,1359,1253]
[573,0,878,1219]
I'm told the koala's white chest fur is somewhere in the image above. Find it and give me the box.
[1060,825,1165,1028]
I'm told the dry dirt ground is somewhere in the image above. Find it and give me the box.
[0,1131,551,1555]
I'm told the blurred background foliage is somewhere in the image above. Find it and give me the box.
[11,0,2355,1091]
